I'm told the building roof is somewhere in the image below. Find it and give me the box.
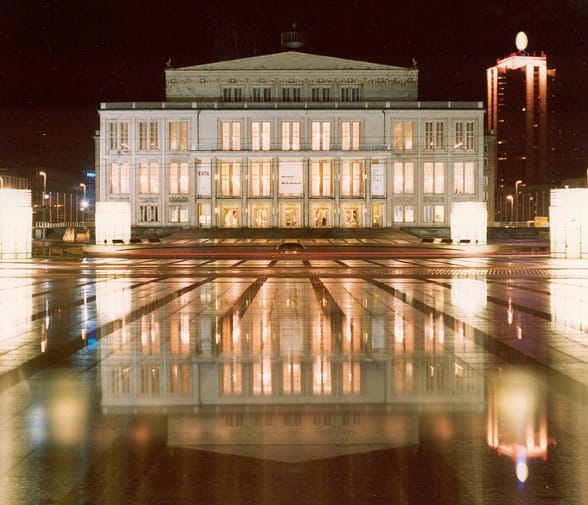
[170,51,411,72]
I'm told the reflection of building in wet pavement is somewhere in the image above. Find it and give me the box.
[98,276,485,461]
[487,368,554,483]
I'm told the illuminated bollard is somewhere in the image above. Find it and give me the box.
[450,202,487,245]
[550,188,588,259]
[0,189,32,259]
[95,201,131,245]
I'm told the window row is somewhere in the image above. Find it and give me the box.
[108,160,476,197]
[107,119,478,152]
[133,203,447,226]
[223,85,362,103]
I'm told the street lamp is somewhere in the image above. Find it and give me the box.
[506,195,514,223]
[39,171,47,224]
[79,183,87,223]
[515,180,523,224]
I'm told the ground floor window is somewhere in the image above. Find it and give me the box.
[279,203,301,228]
[341,203,363,227]
[198,203,211,228]
[250,203,272,228]
[423,205,445,223]
[310,203,331,227]
[220,205,241,227]
[139,205,159,223]
[169,206,189,223]
[372,202,385,227]
[394,205,415,223]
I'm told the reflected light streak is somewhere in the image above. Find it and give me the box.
[451,279,487,317]
[551,280,588,334]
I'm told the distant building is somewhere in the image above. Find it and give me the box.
[96,41,489,230]
[487,33,556,221]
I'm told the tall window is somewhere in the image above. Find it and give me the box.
[465,121,475,150]
[342,361,361,394]
[340,87,360,101]
[168,162,189,194]
[251,121,271,151]
[311,88,330,101]
[424,121,444,149]
[109,162,129,194]
[139,163,160,193]
[393,162,414,194]
[282,87,302,102]
[341,121,360,151]
[424,205,445,223]
[138,121,159,150]
[393,121,413,150]
[424,162,445,193]
[139,206,159,223]
[221,121,241,150]
[340,161,364,197]
[223,88,242,102]
[252,87,272,102]
[249,161,271,197]
[168,121,188,150]
[312,121,330,151]
[453,162,475,194]
[219,162,241,197]
[281,121,300,151]
[311,161,332,196]
[108,122,129,151]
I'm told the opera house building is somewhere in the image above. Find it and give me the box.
[96,51,488,229]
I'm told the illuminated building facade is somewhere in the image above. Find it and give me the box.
[97,52,487,229]
[487,35,556,206]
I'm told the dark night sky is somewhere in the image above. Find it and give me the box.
[1,0,587,186]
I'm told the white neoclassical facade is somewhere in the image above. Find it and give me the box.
[96,51,488,229]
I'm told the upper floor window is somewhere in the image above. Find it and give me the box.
[249,161,271,197]
[282,87,302,102]
[340,161,364,197]
[219,161,241,197]
[424,121,444,150]
[251,121,271,151]
[109,162,129,194]
[223,88,242,102]
[424,162,445,194]
[310,161,332,197]
[221,121,241,151]
[168,162,189,194]
[453,162,475,194]
[108,122,129,151]
[340,87,360,102]
[311,87,330,102]
[393,162,415,194]
[252,87,272,102]
[281,121,300,151]
[455,121,475,150]
[393,121,414,150]
[168,121,188,150]
[311,121,331,151]
[138,121,159,150]
[139,162,160,194]
[341,121,360,151]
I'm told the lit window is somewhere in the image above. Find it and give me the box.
[424,121,444,150]
[393,162,414,194]
[281,121,300,151]
[168,121,188,150]
[393,205,415,223]
[311,121,330,151]
[311,161,332,197]
[138,162,160,194]
[342,361,361,394]
[393,121,413,150]
[453,162,475,194]
[424,162,445,194]
[221,121,241,150]
[109,162,129,194]
[219,161,241,197]
[168,206,189,223]
[423,205,445,223]
[283,359,301,394]
[249,161,271,197]
[251,121,271,151]
[108,122,129,151]
[340,161,364,197]
[138,122,159,150]
[341,121,360,151]
[168,162,189,194]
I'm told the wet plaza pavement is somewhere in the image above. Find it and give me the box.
[2,240,588,504]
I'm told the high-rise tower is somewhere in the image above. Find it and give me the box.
[487,32,556,189]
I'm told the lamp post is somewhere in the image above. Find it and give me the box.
[515,180,523,224]
[39,171,47,225]
[80,183,87,223]
[506,195,514,223]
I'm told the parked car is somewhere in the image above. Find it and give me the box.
[276,242,305,253]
